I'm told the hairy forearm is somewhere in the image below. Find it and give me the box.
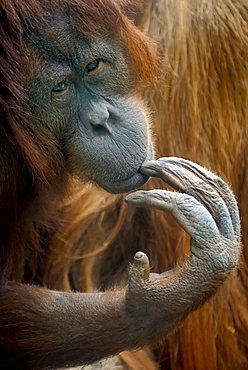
[0,251,238,370]
[0,283,138,369]
[0,158,241,370]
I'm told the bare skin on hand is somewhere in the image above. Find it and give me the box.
[0,155,241,369]
[125,157,240,331]
[0,0,241,368]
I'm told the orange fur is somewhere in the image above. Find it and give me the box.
[44,1,248,369]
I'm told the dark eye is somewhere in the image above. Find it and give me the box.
[85,58,106,77]
[51,81,68,97]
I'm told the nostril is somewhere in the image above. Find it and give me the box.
[92,123,105,132]
[90,117,111,133]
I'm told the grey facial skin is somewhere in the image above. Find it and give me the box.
[2,10,239,370]
[28,15,153,194]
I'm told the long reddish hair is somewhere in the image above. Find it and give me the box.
[0,0,158,283]
[43,1,248,369]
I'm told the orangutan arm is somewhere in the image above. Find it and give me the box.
[0,157,241,370]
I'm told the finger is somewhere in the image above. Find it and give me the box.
[141,159,186,192]
[125,190,220,248]
[161,157,240,237]
[141,158,236,240]
[128,252,150,288]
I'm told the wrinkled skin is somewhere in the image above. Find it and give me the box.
[0,4,242,369]
[0,157,241,369]
[28,14,153,194]
[127,157,240,318]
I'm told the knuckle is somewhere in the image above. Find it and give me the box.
[212,239,241,272]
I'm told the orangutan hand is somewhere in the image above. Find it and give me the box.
[125,157,241,330]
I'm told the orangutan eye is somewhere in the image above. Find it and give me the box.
[85,58,106,76]
[51,81,69,97]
